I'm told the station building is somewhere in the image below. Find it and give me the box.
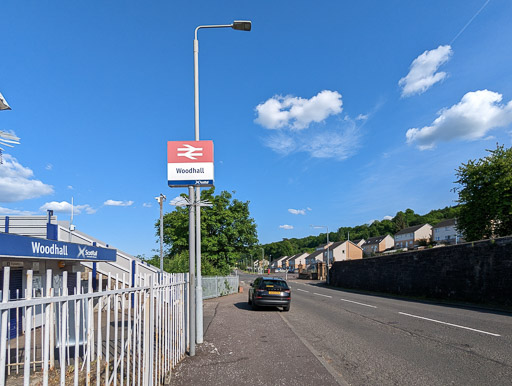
[0,213,162,336]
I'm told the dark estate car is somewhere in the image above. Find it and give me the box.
[248,276,291,311]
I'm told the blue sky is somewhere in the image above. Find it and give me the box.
[1,0,512,257]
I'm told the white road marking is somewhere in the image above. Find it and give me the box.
[398,312,501,337]
[296,288,309,293]
[340,298,377,308]
[313,293,332,298]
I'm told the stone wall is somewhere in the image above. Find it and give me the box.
[329,237,512,306]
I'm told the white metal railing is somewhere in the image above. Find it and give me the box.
[0,266,188,385]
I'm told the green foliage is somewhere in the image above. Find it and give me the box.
[454,144,512,241]
[146,252,225,275]
[156,188,258,275]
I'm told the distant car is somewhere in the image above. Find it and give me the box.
[248,276,291,311]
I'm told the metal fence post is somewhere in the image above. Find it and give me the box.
[43,269,52,386]
[23,270,33,385]
[0,267,11,386]
[60,271,68,386]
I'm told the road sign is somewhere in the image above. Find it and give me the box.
[168,140,214,187]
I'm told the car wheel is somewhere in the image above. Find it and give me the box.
[283,305,290,312]
[251,299,259,311]
[248,295,252,305]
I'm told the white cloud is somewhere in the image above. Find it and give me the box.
[279,224,294,230]
[255,90,343,130]
[265,123,360,161]
[288,208,306,215]
[45,164,53,171]
[0,154,54,202]
[142,202,152,208]
[307,207,312,211]
[40,201,96,215]
[356,114,368,121]
[0,206,34,216]
[406,90,512,150]
[104,199,134,207]
[67,185,73,190]
[383,215,393,221]
[399,45,453,97]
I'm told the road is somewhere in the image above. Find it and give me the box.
[239,272,512,385]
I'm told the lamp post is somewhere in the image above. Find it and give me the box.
[193,20,251,346]
[311,225,330,284]
[155,194,166,277]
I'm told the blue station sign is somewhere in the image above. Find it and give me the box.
[0,233,117,262]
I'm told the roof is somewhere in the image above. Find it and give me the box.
[363,235,392,245]
[395,223,431,236]
[289,252,308,260]
[433,218,456,228]
[327,240,363,251]
[316,242,333,250]
[306,250,324,259]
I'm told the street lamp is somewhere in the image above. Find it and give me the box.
[193,20,251,347]
[311,225,330,284]
[155,194,166,277]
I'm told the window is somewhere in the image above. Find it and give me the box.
[261,280,289,290]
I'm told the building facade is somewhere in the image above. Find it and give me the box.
[394,224,432,249]
[433,219,464,244]
[362,235,395,256]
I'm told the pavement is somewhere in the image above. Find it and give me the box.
[170,282,346,386]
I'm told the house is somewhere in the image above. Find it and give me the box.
[362,235,395,256]
[325,240,363,263]
[271,255,288,269]
[287,252,309,270]
[352,239,365,247]
[433,219,464,244]
[282,255,295,269]
[394,224,432,249]
[305,250,324,266]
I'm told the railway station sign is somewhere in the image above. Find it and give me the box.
[0,233,117,261]
[167,140,214,187]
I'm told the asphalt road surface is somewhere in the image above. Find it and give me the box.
[240,272,512,385]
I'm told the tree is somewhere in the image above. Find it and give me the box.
[454,144,512,241]
[392,211,408,232]
[157,188,258,274]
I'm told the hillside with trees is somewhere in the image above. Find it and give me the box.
[263,206,460,260]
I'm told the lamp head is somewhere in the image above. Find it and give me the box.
[232,20,252,31]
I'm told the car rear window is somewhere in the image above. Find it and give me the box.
[261,280,289,290]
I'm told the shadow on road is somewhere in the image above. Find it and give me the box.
[309,282,512,316]
[233,302,284,312]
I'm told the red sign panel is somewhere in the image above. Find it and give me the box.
[167,141,213,163]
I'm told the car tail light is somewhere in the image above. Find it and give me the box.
[284,290,290,293]
[256,289,265,294]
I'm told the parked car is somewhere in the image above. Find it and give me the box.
[248,276,291,311]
